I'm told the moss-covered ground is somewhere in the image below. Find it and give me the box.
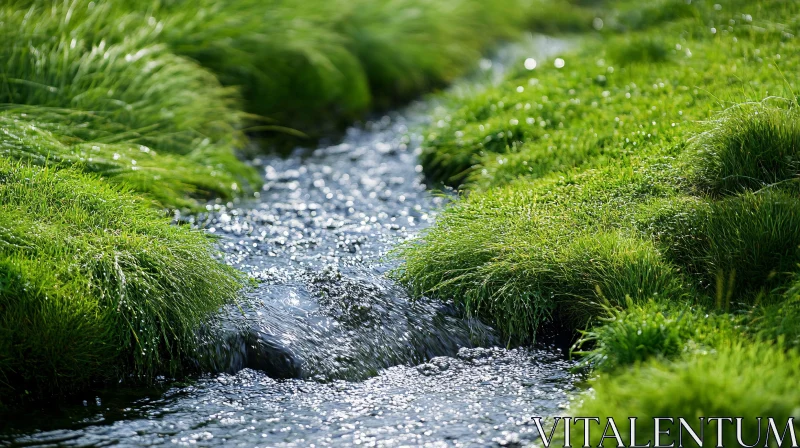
[393,0,800,442]
[0,0,600,405]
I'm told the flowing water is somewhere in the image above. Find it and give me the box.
[1,36,579,447]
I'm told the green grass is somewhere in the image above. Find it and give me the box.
[401,0,800,333]
[5,0,593,145]
[395,0,800,436]
[0,160,244,404]
[571,299,711,371]
[573,340,800,447]
[391,157,691,340]
[0,110,255,209]
[0,2,262,209]
[693,98,800,196]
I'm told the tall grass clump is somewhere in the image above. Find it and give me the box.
[693,100,800,196]
[572,300,711,371]
[647,191,800,301]
[0,160,244,404]
[392,162,689,341]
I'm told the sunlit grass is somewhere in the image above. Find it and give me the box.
[398,0,800,437]
[693,98,800,196]
[392,156,692,340]
[0,160,244,404]
[573,340,800,447]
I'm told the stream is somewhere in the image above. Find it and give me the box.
[0,36,579,448]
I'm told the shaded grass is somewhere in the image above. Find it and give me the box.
[0,0,596,203]
[0,160,244,404]
[607,37,670,65]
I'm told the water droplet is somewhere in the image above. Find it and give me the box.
[524,58,537,70]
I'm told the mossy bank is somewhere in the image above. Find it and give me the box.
[393,0,800,442]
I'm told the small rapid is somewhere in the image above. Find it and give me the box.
[1,35,579,447]
[190,114,498,381]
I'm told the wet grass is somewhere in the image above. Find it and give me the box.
[0,160,244,404]
[394,0,800,433]
[0,110,256,210]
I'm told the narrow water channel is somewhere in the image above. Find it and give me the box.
[1,36,579,448]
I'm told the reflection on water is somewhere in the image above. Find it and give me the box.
[4,348,577,447]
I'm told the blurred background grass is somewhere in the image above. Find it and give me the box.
[0,0,597,209]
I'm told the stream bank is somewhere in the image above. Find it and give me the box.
[0,36,578,447]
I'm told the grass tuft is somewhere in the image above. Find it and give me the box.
[572,300,720,371]
[0,160,244,403]
[693,99,800,196]
[392,165,689,341]
[648,190,800,302]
